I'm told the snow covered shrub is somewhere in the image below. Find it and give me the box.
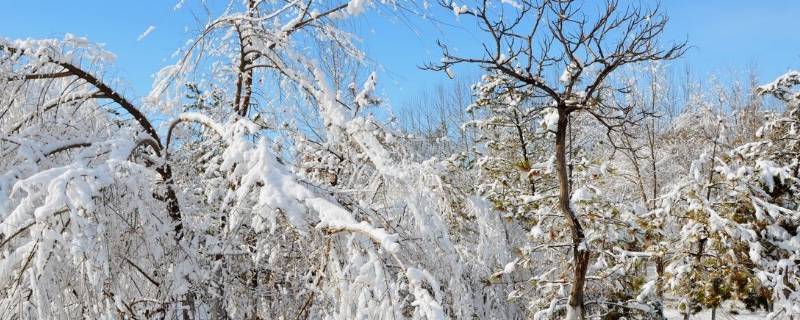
[657,71,800,319]
[0,1,460,318]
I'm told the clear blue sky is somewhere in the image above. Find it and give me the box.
[1,0,799,106]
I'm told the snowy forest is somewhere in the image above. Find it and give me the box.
[0,0,798,319]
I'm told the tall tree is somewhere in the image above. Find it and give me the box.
[429,0,685,318]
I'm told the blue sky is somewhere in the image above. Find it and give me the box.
[1,0,799,106]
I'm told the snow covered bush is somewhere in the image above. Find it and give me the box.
[653,71,800,319]
[0,1,461,318]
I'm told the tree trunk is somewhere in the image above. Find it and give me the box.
[684,237,706,320]
[234,0,256,117]
[655,255,666,318]
[556,107,590,320]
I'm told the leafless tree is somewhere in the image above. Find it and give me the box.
[427,0,685,317]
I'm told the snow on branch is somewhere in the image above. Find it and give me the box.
[757,70,800,104]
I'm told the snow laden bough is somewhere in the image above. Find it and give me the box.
[0,13,465,319]
[0,10,449,320]
[0,86,447,319]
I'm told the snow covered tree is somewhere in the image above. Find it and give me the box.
[464,71,551,218]
[716,71,800,318]
[651,71,800,319]
[657,116,764,319]
[429,0,685,318]
[0,1,459,318]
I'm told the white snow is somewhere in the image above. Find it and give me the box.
[540,108,559,132]
[406,268,446,320]
[452,3,468,16]
[136,25,156,42]
[559,62,581,85]
[355,72,377,108]
[346,0,371,16]
[571,186,593,202]
[503,258,518,274]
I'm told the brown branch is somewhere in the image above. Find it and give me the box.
[123,256,161,287]
[4,71,73,81]
[0,42,183,236]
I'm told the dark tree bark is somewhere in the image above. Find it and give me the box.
[556,107,590,318]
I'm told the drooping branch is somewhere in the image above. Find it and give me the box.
[53,61,164,147]
[0,43,162,147]
[9,92,108,134]
[4,71,72,81]
[165,112,227,156]
[0,42,184,236]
